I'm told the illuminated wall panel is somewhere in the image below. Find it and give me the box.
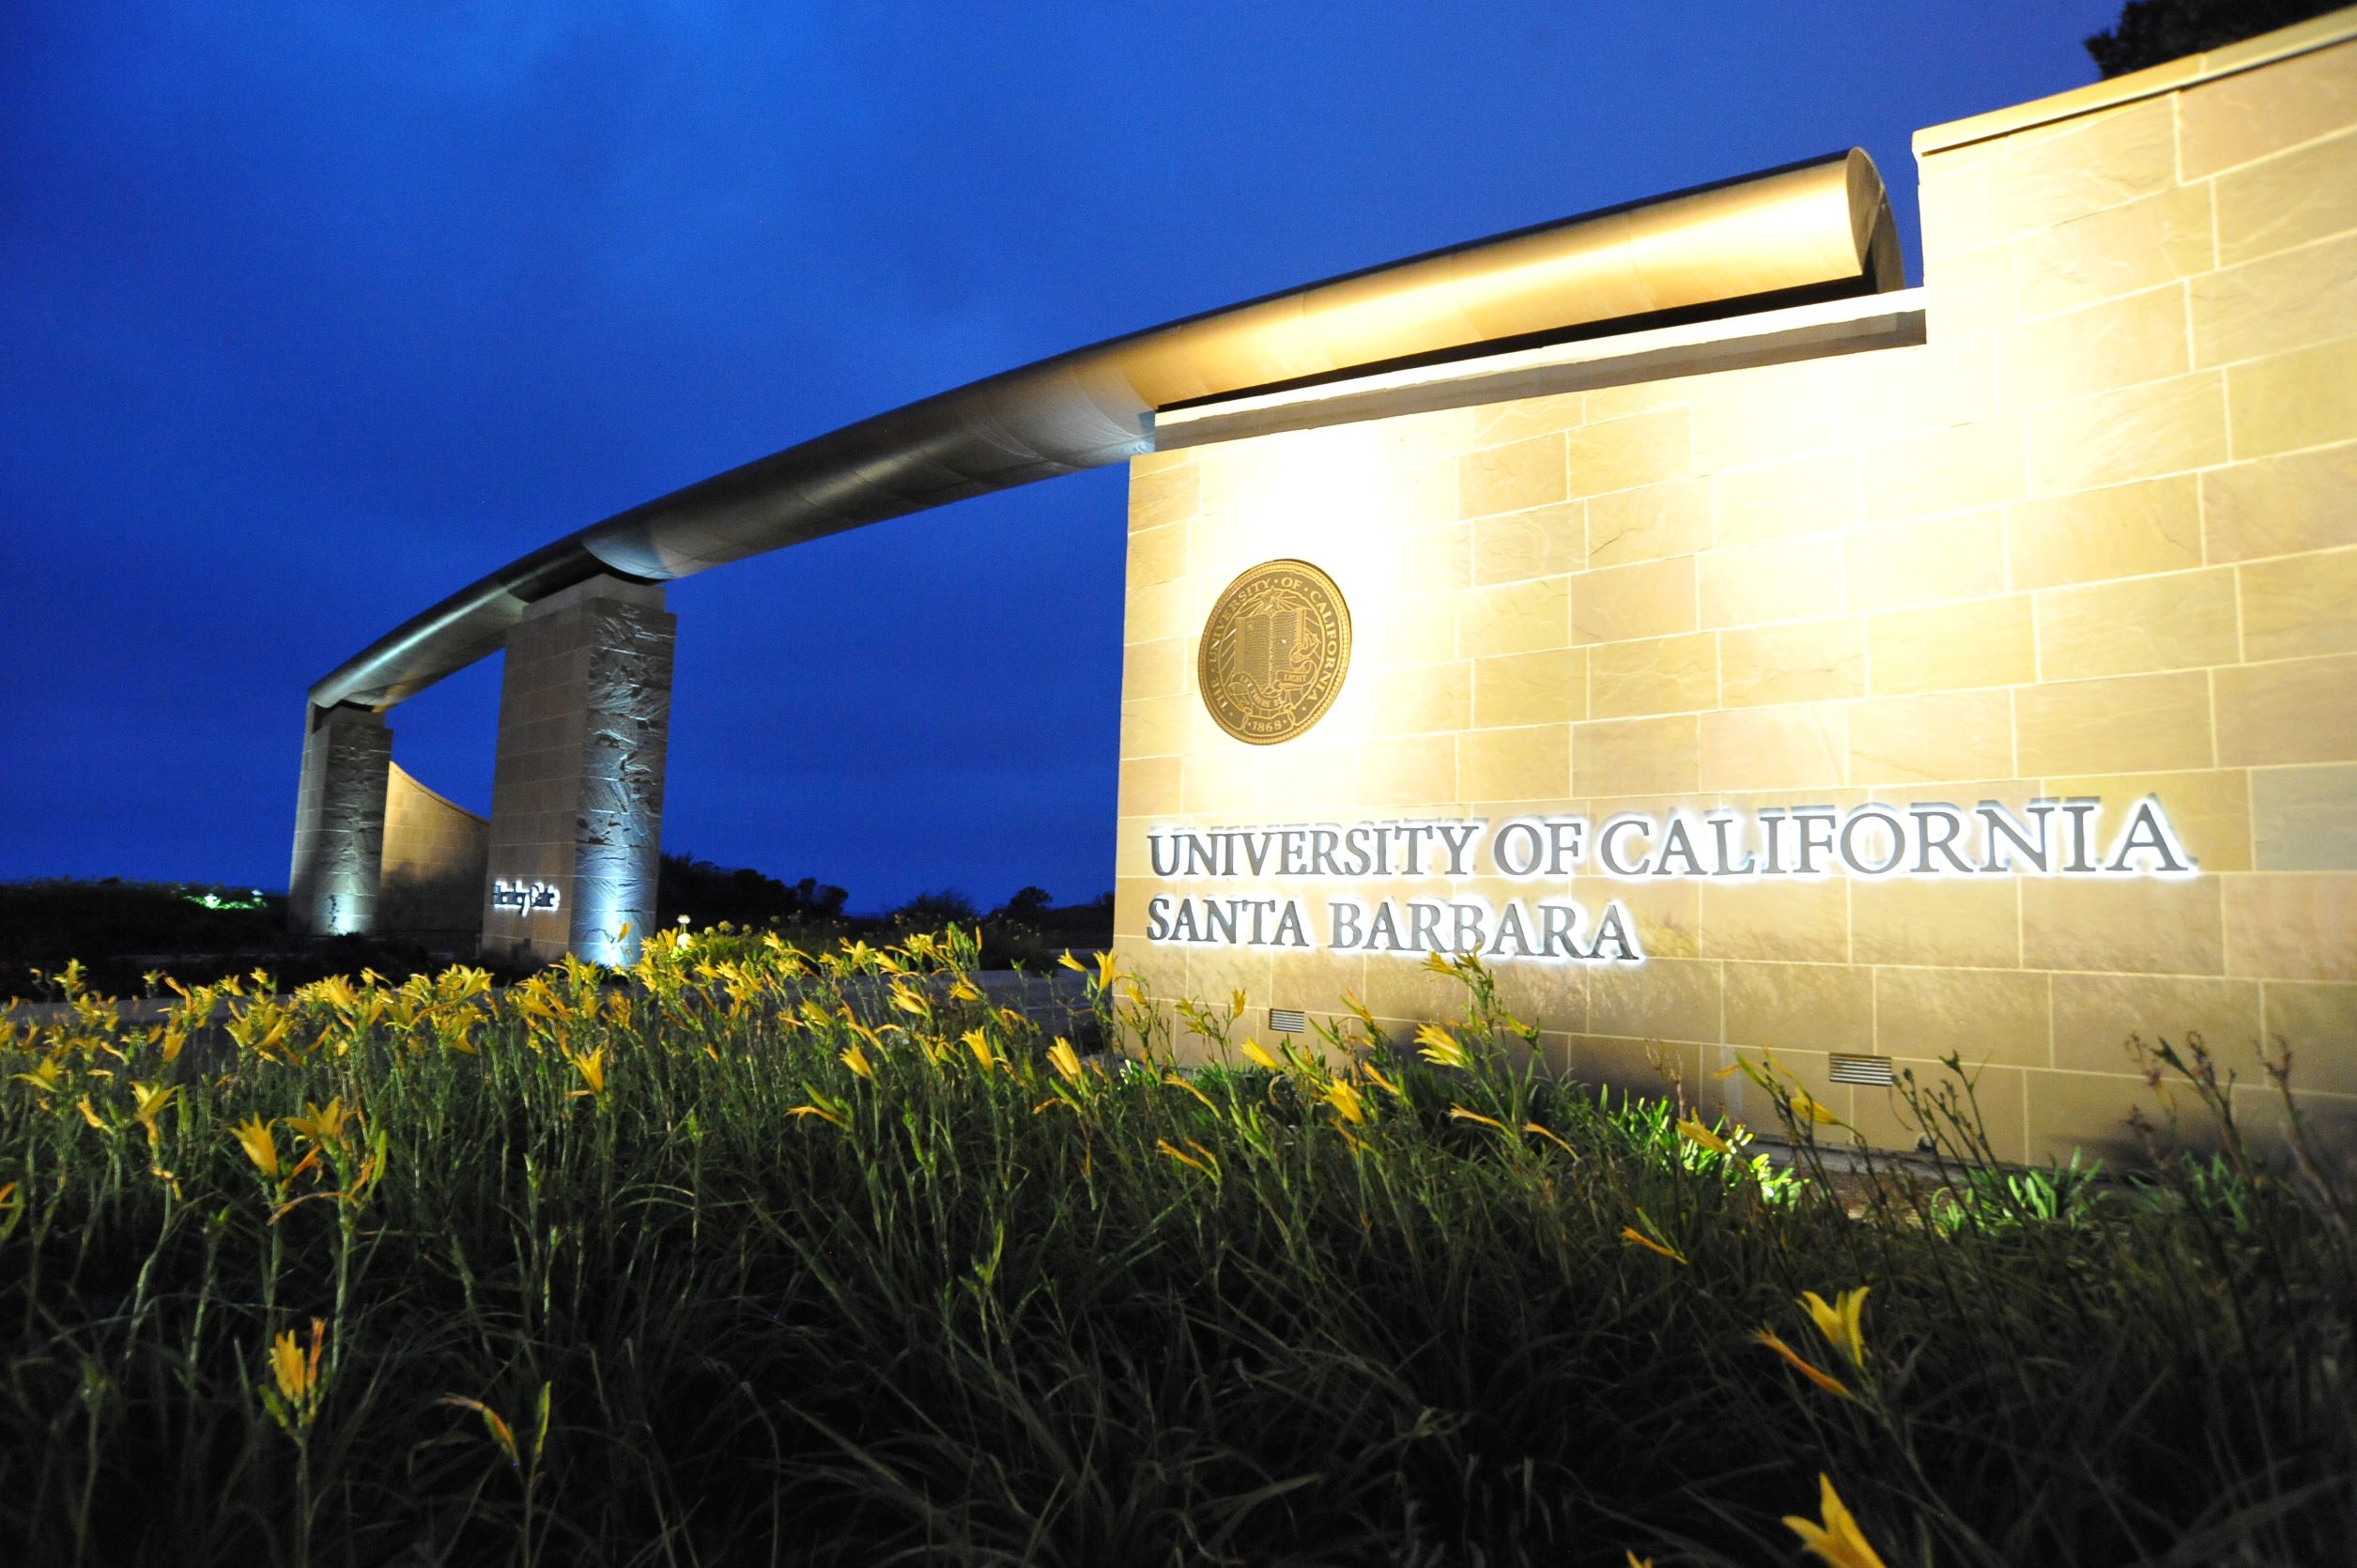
[379,762,490,947]
[287,703,392,938]
[1113,28,2357,1161]
[481,576,675,967]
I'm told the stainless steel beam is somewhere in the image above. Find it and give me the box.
[309,149,1903,711]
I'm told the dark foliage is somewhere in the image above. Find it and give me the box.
[0,877,285,963]
[656,853,850,930]
[2086,0,2341,76]
[658,853,1115,969]
[889,886,982,928]
[0,880,540,999]
[2,939,2349,1565]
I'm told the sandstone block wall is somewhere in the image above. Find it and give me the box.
[287,703,392,938]
[379,762,490,948]
[482,576,675,967]
[1112,18,2357,1162]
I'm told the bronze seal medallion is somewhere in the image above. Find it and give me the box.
[1197,559,1351,745]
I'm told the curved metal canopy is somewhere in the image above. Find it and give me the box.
[312,149,1902,711]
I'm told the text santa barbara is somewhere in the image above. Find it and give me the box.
[1144,796,2191,966]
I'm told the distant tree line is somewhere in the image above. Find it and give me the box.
[657,853,1114,969]
[656,853,850,929]
[0,878,439,998]
[0,857,1117,999]
[1,877,285,974]
[2086,0,2340,76]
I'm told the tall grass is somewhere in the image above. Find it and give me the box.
[0,931,2349,1565]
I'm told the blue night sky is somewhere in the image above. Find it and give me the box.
[2,2,2121,914]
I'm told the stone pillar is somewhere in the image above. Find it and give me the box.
[288,703,393,937]
[481,576,675,967]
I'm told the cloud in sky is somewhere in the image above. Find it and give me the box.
[0,0,2117,911]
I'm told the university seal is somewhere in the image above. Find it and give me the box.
[1197,559,1351,745]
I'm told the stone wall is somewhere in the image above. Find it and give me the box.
[481,576,675,967]
[288,703,391,938]
[1112,16,2357,1161]
[378,763,488,949]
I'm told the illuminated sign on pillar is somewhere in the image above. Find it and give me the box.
[1145,796,2193,966]
[489,880,562,914]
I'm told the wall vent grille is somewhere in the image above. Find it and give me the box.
[1268,1007,1307,1035]
[1828,1053,1897,1086]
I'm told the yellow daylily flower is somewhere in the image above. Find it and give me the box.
[786,1091,850,1129]
[1155,1138,1219,1177]
[963,1028,997,1071]
[1045,1038,1084,1084]
[1676,1115,1734,1156]
[1362,1059,1407,1101]
[347,1128,392,1206]
[1789,1091,1843,1126]
[263,1318,330,1436]
[77,1096,105,1130]
[129,1081,176,1144]
[1782,1474,1889,1568]
[1093,951,1120,990]
[229,1115,282,1180]
[11,1053,67,1096]
[438,1394,519,1466]
[308,974,360,1013]
[285,1097,353,1145]
[254,1015,294,1058]
[947,976,983,1004]
[1448,1104,1506,1131]
[1323,1079,1367,1126]
[1414,1023,1466,1070]
[888,982,930,1018]
[1752,1330,1856,1402]
[271,1327,313,1401]
[1056,950,1085,973]
[840,1043,875,1080]
[1620,1225,1687,1265]
[1239,1038,1282,1072]
[1524,1120,1579,1161]
[1162,1071,1217,1112]
[1799,1287,1871,1371]
[565,1047,608,1099]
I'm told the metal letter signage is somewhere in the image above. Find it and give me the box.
[1144,797,2195,968]
[1198,560,1351,746]
[489,880,562,914]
